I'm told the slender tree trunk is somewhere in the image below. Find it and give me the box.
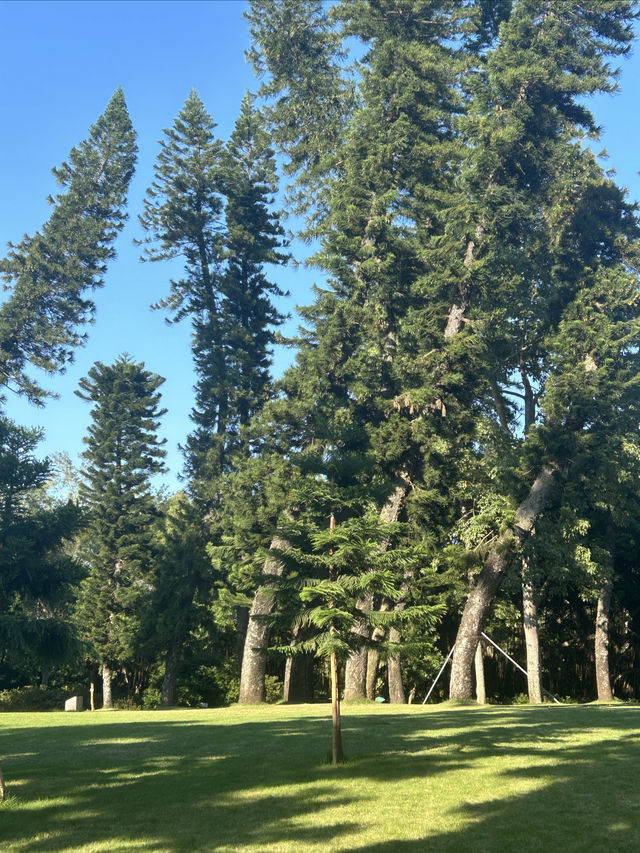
[449,466,556,700]
[330,651,343,764]
[474,640,486,704]
[343,477,409,700]
[595,577,614,702]
[595,578,614,701]
[0,764,5,801]
[236,605,249,667]
[239,533,288,703]
[595,526,616,702]
[522,558,543,703]
[102,664,113,709]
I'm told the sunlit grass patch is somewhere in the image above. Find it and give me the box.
[1,703,640,851]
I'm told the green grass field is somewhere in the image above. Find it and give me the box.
[1,702,639,852]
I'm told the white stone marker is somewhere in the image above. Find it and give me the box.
[64,695,83,711]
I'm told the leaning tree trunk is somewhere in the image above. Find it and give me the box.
[449,466,556,700]
[102,664,114,709]
[238,533,288,704]
[522,558,543,704]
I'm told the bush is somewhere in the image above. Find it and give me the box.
[142,687,162,709]
[265,675,283,704]
[0,685,68,711]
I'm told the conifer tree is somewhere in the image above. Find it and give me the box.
[74,356,166,708]
[0,90,137,404]
[242,0,474,703]
[447,0,638,699]
[139,90,287,703]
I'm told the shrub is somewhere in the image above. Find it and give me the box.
[265,675,283,704]
[0,686,68,711]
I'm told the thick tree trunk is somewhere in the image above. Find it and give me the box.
[522,559,543,703]
[283,626,315,703]
[366,613,388,700]
[388,625,406,704]
[449,466,556,700]
[283,653,315,703]
[102,664,113,709]
[474,640,486,704]
[238,534,288,704]
[161,641,182,707]
[595,576,614,702]
[366,646,380,700]
[343,644,369,701]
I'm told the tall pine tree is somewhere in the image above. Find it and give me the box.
[74,356,167,708]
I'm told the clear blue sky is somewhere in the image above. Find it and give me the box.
[1,1,640,492]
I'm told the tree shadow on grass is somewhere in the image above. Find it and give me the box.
[1,705,640,851]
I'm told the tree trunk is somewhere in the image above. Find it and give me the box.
[330,651,343,764]
[239,533,288,704]
[283,626,315,703]
[283,653,315,703]
[161,640,182,707]
[449,466,556,700]
[0,764,5,801]
[388,625,406,704]
[343,477,409,700]
[474,640,486,704]
[343,645,369,701]
[595,576,614,702]
[366,613,389,700]
[522,558,543,703]
[236,605,249,667]
[102,664,113,709]
[366,646,380,700]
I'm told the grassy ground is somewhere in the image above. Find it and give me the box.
[1,702,639,852]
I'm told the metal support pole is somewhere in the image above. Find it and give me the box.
[481,632,560,704]
[423,645,455,704]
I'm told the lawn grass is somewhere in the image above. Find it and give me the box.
[1,701,639,852]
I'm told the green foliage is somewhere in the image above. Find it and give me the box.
[0,685,68,711]
[0,417,82,683]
